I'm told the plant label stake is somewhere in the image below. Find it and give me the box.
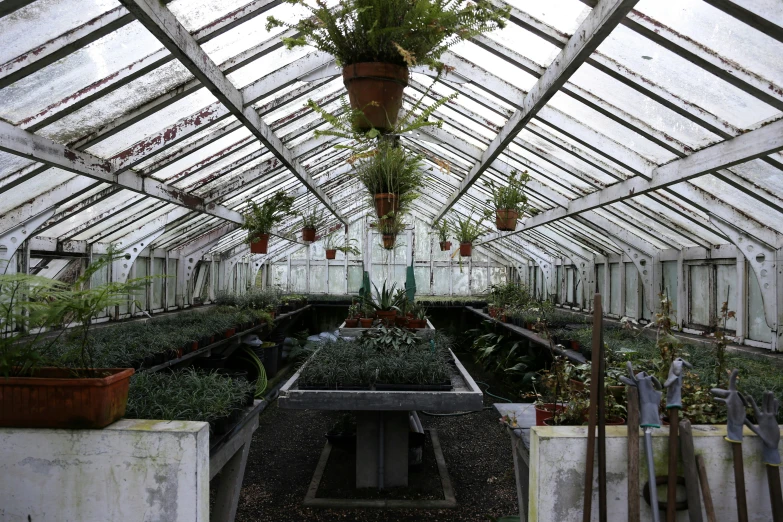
[621,362,663,522]
[710,369,749,522]
[627,385,641,522]
[744,391,783,522]
[663,357,691,522]
[583,294,606,522]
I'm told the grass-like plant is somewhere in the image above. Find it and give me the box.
[433,219,450,243]
[242,191,295,242]
[325,231,361,256]
[365,281,404,312]
[125,368,254,427]
[450,209,486,244]
[354,141,424,215]
[267,0,508,71]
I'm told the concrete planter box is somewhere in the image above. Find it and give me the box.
[529,424,783,522]
[338,318,435,338]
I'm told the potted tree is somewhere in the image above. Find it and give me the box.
[450,210,486,257]
[355,141,424,220]
[268,0,508,132]
[0,250,151,429]
[242,191,295,254]
[434,219,451,251]
[299,206,324,243]
[483,170,531,231]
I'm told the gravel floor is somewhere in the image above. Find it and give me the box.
[234,356,520,522]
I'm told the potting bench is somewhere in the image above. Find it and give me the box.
[494,402,537,522]
[279,349,483,490]
[337,318,435,337]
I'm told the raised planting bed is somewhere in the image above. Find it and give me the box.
[279,334,482,489]
[338,318,435,338]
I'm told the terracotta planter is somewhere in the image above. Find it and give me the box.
[439,241,452,251]
[408,319,427,329]
[376,309,397,326]
[249,234,269,254]
[495,209,519,231]
[381,234,396,250]
[326,249,337,260]
[342,62,408,132]
[344,318,359,328]
[374,193,399,219]
[359,318,374,328]
[395,315,409,327]
[0,368,134,429]
[225,328,236,339]
[535,403,566,426]
[302,227,316,242]
[569,339,581,352]
[459,242,472,257]
[569,378,586,392]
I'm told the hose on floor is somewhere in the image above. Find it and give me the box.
[419,380,513,417]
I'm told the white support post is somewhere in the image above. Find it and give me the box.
[603,260,610,316]
[286,254,292,293]
[429,235,435,296]
[735,254,748,344]
[619,259,627,318]
[677,250,686,330]
[305,246,310,294]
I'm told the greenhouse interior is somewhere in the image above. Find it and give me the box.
[1,0,783,520]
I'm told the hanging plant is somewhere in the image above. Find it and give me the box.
[325,231,361,259]
[354,141,425,220]
[299,206,324,243]
[241,191,295,254]
[268,0,508,131]
[450,209,486,257]
[375,216,406,250]
[433,219,451,251]
[483,170,531,232]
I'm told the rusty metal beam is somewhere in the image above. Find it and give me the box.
[119,0,345,224]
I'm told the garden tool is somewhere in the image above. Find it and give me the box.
[695,454,717,522]
[744,391,783,522]
[678,419,703,522]
[583,294,607,522]
[628,386,641,522]
[711,369,749,522]
[663,357,692,522]
[621,362,663,522]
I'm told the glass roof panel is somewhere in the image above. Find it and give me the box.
[482,19,561,68]
[0,152,36,180]
[0,169,77,215]
[0,0,120,64]
[450,41,538,95]
[687,175,783,232]
[37,60,195,145]
[0,21,164,125]
[43,190,147,238]
[726,159,783,201]
[228,46,314,89]
[637,0,783,89]
[505,0,590,34]
[595,24,782,130]
[168,0,251,32]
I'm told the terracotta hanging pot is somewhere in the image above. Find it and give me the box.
[249,234,269,254]
[382,234,396,250]
[302,227,316,242]
[374,193,399,219]
[326,249,337,260]
[495,209,519,231]
[460,242,473,257]
[0,368,134,429]
[343,62,409,132]
[439,241,452,252]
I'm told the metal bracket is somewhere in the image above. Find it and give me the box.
[709,216,777,330]
[111,229,165,283]
[509,237,556,297]
[0,210,55,267]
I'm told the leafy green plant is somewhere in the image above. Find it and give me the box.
[241,191,295,242]
[267,0,508,71]
[433,219,450,243]
[483,170,531,215]
[360,325,418,351]
[299,206,324,229]
[354,141,424,215]
[450,209,486,244]
[364,281,404,312]
[325,231,361,256]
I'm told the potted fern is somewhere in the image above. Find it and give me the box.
[242,191,295,254]
[451,210,486,257]
[268,0,508,132]
[0,250,151,429]
[325,232,361,260]
[434,219,451,251]
[376,216,406,250]
[355,141,424,220]
[300,207,324,243]
[483,170,530,231]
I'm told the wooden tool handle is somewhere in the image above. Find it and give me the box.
[732,443,749,522]
[768,465,783,522]
[695,454,716,522]
[627,386,640,522]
